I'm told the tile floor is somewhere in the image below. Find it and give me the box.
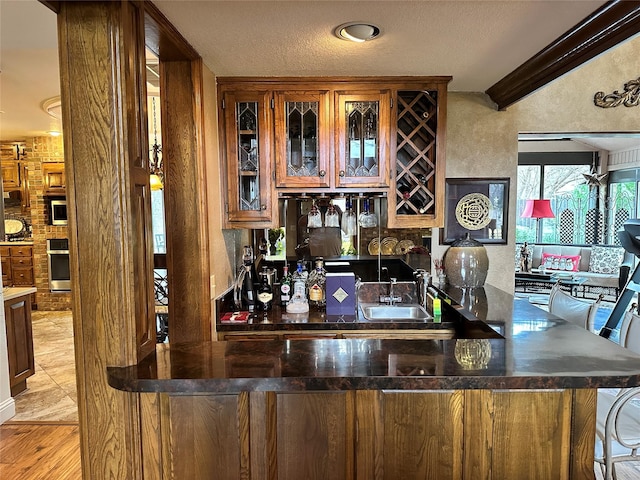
[11,310,78,422]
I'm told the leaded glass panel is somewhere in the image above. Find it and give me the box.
[286,101,319,177]
[237,102,260,210]
[345,101,379,177]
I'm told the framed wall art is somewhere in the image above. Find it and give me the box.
[440,178,509,245]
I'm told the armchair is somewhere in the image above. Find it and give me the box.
[548,282,602,331]
[594,309,640,479]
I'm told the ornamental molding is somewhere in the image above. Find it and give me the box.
[594,77,640,108]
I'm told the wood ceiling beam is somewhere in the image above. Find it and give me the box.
[485,0,640,110]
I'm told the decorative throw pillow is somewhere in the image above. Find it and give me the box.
[588,246,624,274]
[541,253,581,272]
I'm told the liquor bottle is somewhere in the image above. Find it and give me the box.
[240,265,255,313]
[286,261,309,313]
[307,257,326,309]
[280,264,291,307]
[241,245,259,286]
[234,245,258,313]
[257,266,273,311]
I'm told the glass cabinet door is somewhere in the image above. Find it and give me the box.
[336,91,390,188]
[222,90,275,226]
[274,91,330,188]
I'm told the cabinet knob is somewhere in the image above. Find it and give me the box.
[319,170,326,177]
[261,204,267,210]
[339,170,345,177]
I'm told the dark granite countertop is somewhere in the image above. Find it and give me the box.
[108,284,640,393]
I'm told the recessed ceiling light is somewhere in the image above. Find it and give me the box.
[334,22,380,43]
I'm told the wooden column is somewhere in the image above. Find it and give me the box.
[57,1,153,477]
[161,59,211,343]
[144,2,211,344]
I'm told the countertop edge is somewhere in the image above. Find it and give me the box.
[3,287,37,302]
[107,367,640,393]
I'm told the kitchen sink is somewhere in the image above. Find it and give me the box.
[360,303,431,322]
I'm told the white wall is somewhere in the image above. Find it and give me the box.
[430,34,640,294]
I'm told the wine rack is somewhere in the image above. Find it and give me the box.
[395,90,439,218]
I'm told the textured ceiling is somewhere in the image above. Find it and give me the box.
[1,0,638,152]
[152,0,606,91]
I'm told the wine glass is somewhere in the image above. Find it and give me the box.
[358,197,378,228]
[324,203,340,227]
[341,197,357,235]
[307,200,322,228]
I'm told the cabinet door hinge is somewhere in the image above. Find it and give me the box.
[271,98,275,109]
[221,99,226,109]
[390,98,393,109]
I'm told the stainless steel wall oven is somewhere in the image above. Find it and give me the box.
[47,238,71,291]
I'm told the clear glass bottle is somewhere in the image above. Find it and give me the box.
[307,257,326,309]
[280,264,291,307]
[287,261,309,313]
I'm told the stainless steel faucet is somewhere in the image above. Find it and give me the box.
[388,277,399,305]
[379,267,402,305]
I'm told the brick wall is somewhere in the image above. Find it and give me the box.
[26,136,72,311]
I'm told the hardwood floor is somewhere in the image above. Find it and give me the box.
[2,423,639,480]
[0,423,82,479]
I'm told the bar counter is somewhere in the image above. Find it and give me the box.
[107,285,640,393]
[106,284,640,479]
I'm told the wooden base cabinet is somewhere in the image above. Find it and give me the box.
[143,388,596,479]
[1,245,35,287]
[4,293,35,396]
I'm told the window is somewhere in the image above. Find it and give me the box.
[517,152,595,244]
[607,169,639,244]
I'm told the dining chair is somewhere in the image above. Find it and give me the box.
[548,282,602,331]
[594,308,640,480]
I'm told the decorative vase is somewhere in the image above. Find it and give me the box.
[443,233,489,288]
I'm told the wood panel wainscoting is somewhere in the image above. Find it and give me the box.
[137,388,597,479]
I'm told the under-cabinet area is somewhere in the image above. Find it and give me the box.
[217,77,450,230]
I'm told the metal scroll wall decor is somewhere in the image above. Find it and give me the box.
[594,77,640,108]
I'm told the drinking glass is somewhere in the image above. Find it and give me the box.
[358,198,378,228]
[324,203,340,227]
[307,201,322,228]
[341,198,357,235]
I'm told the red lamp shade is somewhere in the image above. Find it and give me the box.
[521,199,555,219]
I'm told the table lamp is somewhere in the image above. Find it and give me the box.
[521,199,555,243]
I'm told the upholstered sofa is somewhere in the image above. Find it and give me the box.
[517,244,634,298]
